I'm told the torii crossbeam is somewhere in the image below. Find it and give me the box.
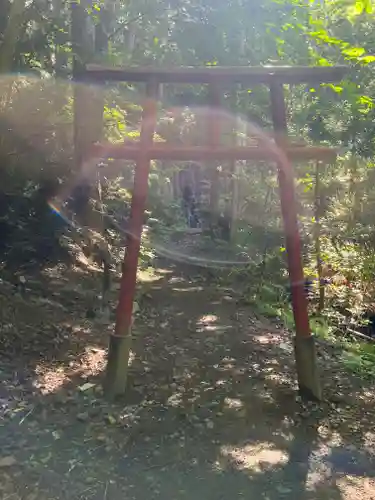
[78,64,346,400]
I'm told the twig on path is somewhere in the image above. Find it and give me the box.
[141,460,178,472]
[78,484,99,499]
[103,481,108,500]
[19,405,34,425]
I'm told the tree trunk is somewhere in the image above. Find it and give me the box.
[314,161,325,313]
[0,0,26,73]
[348,155,360,230]
[72,0,101,168]
[54,0,68,76]
[230,115,246,241]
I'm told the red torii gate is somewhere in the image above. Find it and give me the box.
[79,64,346,400]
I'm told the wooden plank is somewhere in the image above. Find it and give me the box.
[84,64,347,85]
[207,83,222,222]
[347,328,375,343]
[90,143,337,162]
[269,81,288,137]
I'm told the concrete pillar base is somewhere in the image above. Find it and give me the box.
[293,335,322,401]
[103,334,132,400]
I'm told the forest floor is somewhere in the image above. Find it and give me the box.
[1,258,375,500]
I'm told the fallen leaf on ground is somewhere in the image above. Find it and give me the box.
[275,485,292,494]
[78,382,96,392]
[133,302,140,314]
[0,456,17,467]
[105,415,117,425]
[52,431,61,440]
[77,412,89,422]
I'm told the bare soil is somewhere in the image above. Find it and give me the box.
[0,260,375,500]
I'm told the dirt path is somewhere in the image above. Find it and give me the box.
[1,262,375,499]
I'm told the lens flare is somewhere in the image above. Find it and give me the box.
[0,74,294,271]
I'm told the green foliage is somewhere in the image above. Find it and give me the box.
[342,342,375,378]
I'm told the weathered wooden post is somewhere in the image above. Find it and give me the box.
[207,83,222,227]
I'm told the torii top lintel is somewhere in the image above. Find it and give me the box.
[84,64,346,85]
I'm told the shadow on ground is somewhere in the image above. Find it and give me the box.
[1,261,375,499]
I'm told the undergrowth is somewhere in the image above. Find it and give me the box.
[249,292,375,379]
